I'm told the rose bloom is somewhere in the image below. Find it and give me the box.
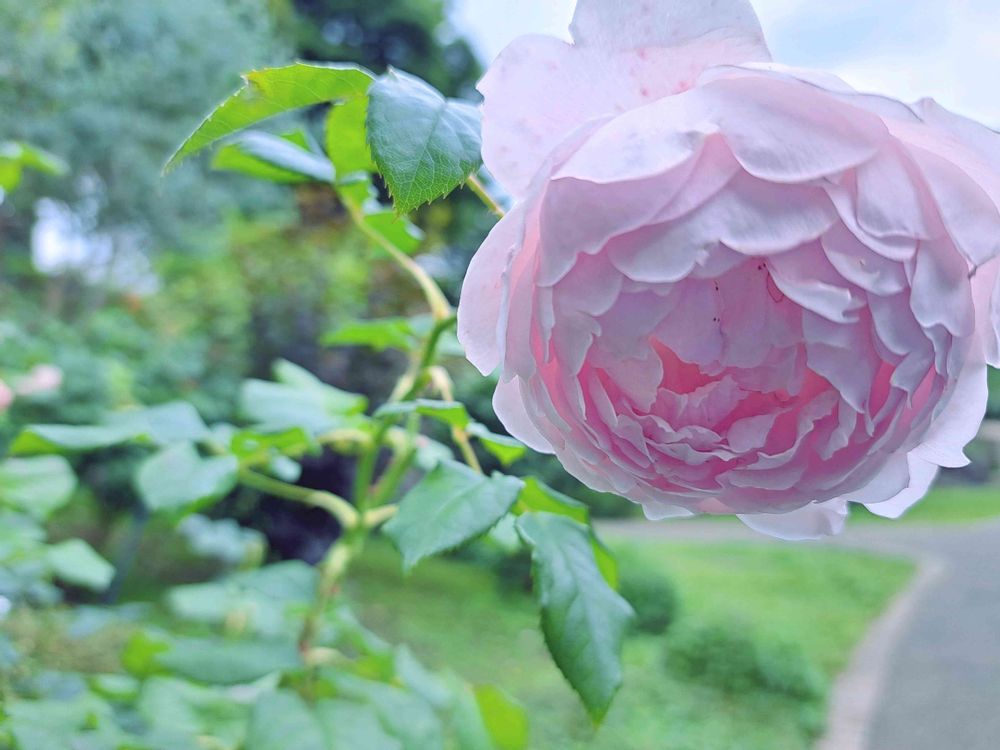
[15,365,63,397]
[0,380,12,413]
[458,0,1000,538]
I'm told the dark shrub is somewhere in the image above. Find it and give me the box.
[665,619,826,700]
[619,568,680,635]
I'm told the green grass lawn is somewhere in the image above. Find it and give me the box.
[852,484,1000,524]
[349,539,914,750]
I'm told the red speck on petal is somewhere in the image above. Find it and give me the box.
[640,86,651,98]
[766,274,786,303]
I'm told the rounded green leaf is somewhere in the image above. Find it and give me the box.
[136,442,238,515]
[0,456,76,520]
[367,69,482,213]
[46,539,115,591]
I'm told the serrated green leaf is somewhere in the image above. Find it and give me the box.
[135,442,238,515]
[475,684,529,750]
[516,512,634,722]
[11,423,145,455]
[515,478,590,525]
[322,318,417,352]
[467,423,527,467]
[0,456,76,520]
[367,69,482,213]
[46,539,114,591]
[213,130,333,183]
[327,95,376,176]
[105,401,210,447]
[376,399,470,429]
[166,62,373,170]
[384,461,522,571]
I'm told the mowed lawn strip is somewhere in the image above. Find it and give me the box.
[350,539,914,750]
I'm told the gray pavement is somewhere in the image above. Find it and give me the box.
[599,518,1000,750]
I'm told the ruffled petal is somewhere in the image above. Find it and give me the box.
[457,205,525,374]
[493,377,554,454]
[863,454,939,519]
[700,75,888,182]
[478,36,617,198]
[912,348,987,469]
[738,500,848,540]
[570,0,770,59]
[911,98,1000,175]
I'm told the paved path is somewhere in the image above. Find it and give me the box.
[599,518,1000,750]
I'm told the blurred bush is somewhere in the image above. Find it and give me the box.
[619,567,680,635]
[665,619,827,701]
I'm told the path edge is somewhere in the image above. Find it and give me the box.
[814,551,946,750]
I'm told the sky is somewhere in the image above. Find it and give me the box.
[452,0,999,125]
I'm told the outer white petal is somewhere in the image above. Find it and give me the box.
[912,348,988,469]
[738,500,848,540]
[570,0,770,58]
[457,205,526,375]
[480,1,772,196]
[492,377,554,454]
[863,454,939,519]
[911,98,1000,174]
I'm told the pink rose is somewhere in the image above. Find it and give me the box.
[15,364,63,396]
[0,380,12,413]
[458,0,1000,538]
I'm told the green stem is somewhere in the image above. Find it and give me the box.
[428,365,483,474]
[467,174,505,219]
[239,469,359,530]
[345,199,452,321]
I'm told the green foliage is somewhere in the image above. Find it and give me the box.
[0,142,66,193]
[45,539,115,592]
[618,568,681,635]
[467,424,527,468]
[0,456,76,520]
[666,620,827,701]
[385,461,523,571]
[0,0,288,247]
[327,95,377,175]
[290,0,482,97]
[239,358,368,433]
[377,399,471,428]
[135,443,239,515]
[516,513,634,722]
[167,62,373,170]
[323,317,419,352]
[213,130,334,183]
[367,69,483,212]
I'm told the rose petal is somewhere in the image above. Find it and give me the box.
[863,453,939,519]
[738,500,848,540]
[493,377,554,454]
[701,75,888,182]
[570,0,771,59]
[458,205,526,374]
